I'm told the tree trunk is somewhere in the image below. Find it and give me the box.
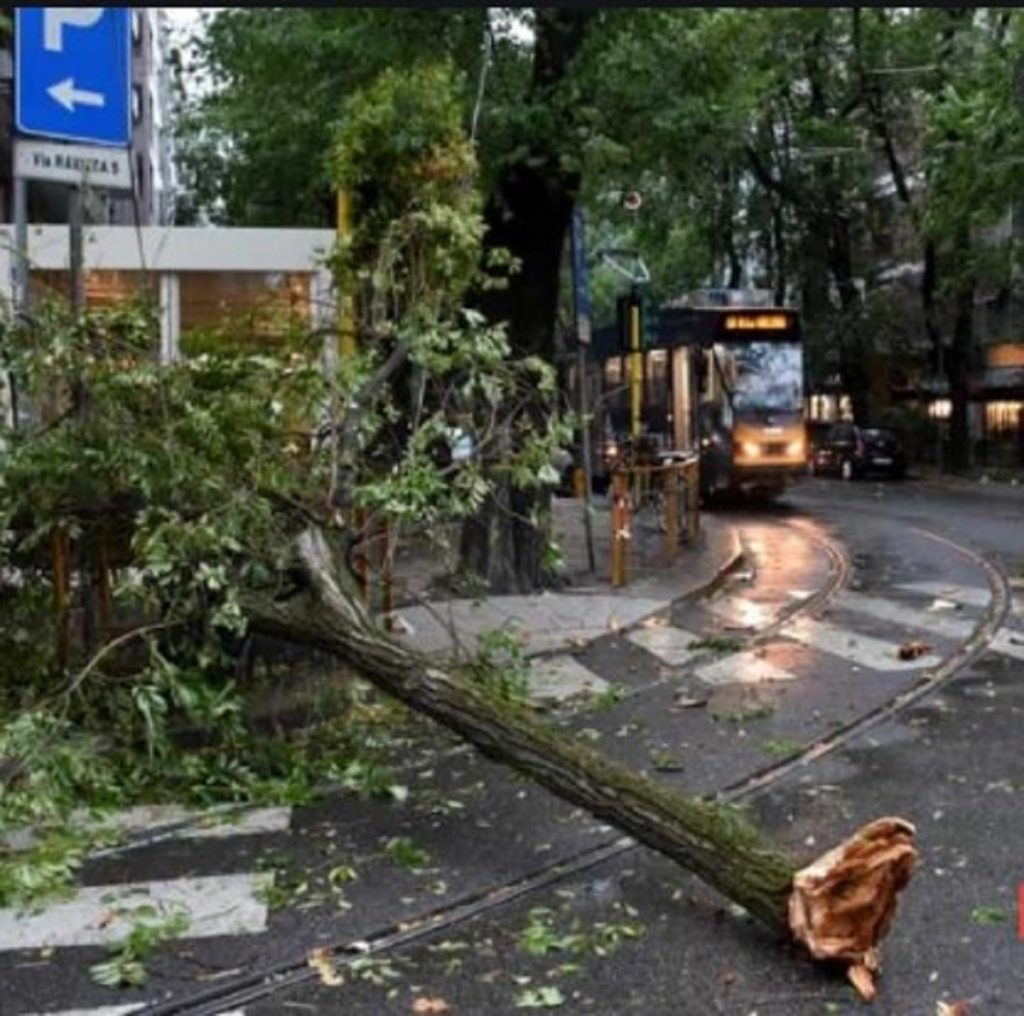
[459,9,593,593]
[254,528,795,924]
[245,527,919,1001]
[947,256,975,473]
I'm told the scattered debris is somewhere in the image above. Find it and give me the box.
[412,997,450,1014]
[898,640,932,661]
[672,694,707,710]
[936,1001,970,1016]
[307,946,344,986]
[969,905,1007,926]
[927,599,959,612]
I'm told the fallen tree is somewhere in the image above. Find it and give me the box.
[248,526,918,1003]
[0,61,917,1004]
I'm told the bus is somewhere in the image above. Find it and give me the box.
[573,294,807,500]
[696,305,807,499]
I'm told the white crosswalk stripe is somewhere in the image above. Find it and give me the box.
[694,651,795,687]
[24,1009,245,1016]
[836,590,975,641]
[24,1006,150,1016]
[626,625,703,667]
[528,654,609,704]
[845,589,1024,663]
[705,595,784,629]
[0,872,272,952]
[779,616,943,670]
[5,804,292,854]
[894,580,991,610]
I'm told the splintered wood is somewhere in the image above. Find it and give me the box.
[788,817,919,1003]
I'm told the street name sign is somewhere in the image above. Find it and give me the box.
[15,7,131,147]
[15,138,131,190]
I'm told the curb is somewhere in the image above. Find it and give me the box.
[591,519,746,648]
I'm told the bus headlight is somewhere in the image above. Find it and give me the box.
[741,441,761,458]
[786,439,805,457]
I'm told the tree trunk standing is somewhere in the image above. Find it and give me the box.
[246,527,918,1002]
[947,253,976,473]
[459,9,594,593]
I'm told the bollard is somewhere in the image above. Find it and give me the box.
[572,466,586,500]
[664,465,679,558]
[611,471,630,587]
[685,459,700,541]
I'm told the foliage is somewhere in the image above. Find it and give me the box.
[385,835,431,870]
[89,905,191,987]
[469,627,531,703]
[175,9,487,225]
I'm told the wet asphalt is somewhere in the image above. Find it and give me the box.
[5,475,1024,1016]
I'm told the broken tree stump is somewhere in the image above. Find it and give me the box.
[247,527,917,1001]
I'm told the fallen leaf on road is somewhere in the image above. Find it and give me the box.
[412,998,450,1014]
[673,696,707,709]
[307,946,343,986]
[96,910,117,930]
[927,598,959,612]
[606,616,622,631]
[898,640,932,660]
[936,1001,970,1016]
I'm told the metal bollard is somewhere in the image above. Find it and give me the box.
[611,471,630,587]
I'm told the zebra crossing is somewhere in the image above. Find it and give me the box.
[1,804,290,1015]
[530,578,1008,699]
[4,577,1011,1015]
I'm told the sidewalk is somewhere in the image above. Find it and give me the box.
[392,498,741,667]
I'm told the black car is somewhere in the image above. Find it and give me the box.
[811,424,907,480]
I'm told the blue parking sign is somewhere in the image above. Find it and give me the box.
[15,8,131,147]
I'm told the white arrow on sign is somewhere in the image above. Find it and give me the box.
[47,77,106,112]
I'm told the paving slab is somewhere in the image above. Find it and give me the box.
[527,654,610,705]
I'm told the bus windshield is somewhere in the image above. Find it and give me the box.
[715,341,802,415]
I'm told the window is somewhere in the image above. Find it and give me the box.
[985,401,1023,435]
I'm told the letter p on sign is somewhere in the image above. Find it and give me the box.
[44,8,104,52]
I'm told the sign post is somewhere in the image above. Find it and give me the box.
[570,207,596,573]
[14,6,132,651]
[12,6,133,314]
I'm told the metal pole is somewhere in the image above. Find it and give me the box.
[576,342,596,573]
[13,174,28,312]
[337,188,356,359]
[69,184,97,655]
[629,291,642,440]
[69,186,84,312]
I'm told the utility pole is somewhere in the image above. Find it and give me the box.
[629,287,642,440]
[569,208,595,573]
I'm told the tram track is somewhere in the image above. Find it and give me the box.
[140,519,1010,1016]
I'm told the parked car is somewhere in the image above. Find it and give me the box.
[811,424,907,480]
